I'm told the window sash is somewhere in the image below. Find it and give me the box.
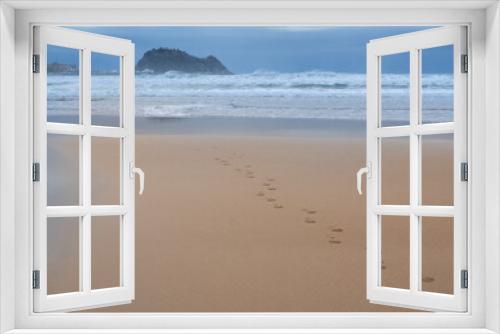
[32,26,136,312]
[365,26,468,312]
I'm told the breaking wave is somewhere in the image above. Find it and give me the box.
[47,71,453,122]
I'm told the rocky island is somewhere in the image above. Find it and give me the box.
[47,63,78,74]
[136,48,232,75]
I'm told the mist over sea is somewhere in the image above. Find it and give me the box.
[47,71,453,123]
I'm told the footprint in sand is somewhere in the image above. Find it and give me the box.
[328,238,342,244]
[267,178,275,182]
[245,164,252,168]
[235,168,241,172]
[305,217,316,224]
[302,208,317,215]
[263,182,271,186]
[273,204,284,209]
[267,198,276,202]
[267,187,277,191]
[256,191,265,197]
[422,276,435,283]
[328,232,342,244]
[331,228,344,233]
[246,174,255,179]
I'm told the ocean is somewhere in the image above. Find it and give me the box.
[47,70,453,123]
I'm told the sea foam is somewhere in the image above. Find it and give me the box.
[47,71,453,122]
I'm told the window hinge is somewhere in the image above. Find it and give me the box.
[461,54,468,73]
[461,269,468,289]
[461,162,468,182]
[32,162,40,182]
[32,270,40,289]
[32,54,40,73]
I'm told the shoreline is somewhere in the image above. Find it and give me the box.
[48,115,369,137]
[136,116,367,137]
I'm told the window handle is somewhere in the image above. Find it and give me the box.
[356,162,371,195]
[130,162,145,195]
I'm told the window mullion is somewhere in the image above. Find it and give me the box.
[81,48,92,293]
[409,48,420,293]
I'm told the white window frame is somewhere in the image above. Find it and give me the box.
[365,26,468,312]
[1,1,500,333]
[33,26,136,312]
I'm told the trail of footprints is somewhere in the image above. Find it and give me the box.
[214,151,285,209]
[259,177,284,209]
[301,208,344,246]
[212,148,441,283]
[328,225,344,245]
[212,149,344,246]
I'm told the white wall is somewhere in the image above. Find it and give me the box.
[0,2,497,332]
[0,2,16,334]
[485,2,500,333]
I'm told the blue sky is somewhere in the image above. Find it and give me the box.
[59,26,451,74]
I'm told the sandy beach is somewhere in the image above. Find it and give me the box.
[47,117,454,312]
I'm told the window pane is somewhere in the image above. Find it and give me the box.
[92,53,121,127]
[47,217,80,294]
[92,216,121,289]
[381,137,410,205]
[92,137,121,205]
[380,52,410,127]
[421,134,454,206]
[421,217,454,294]
[47,45,80,124]
[421,45,454,124]
[47,134,80,206]
[381,215,410,289]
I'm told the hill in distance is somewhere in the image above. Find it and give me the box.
[47,63,78,74]
[136,48,232,75]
